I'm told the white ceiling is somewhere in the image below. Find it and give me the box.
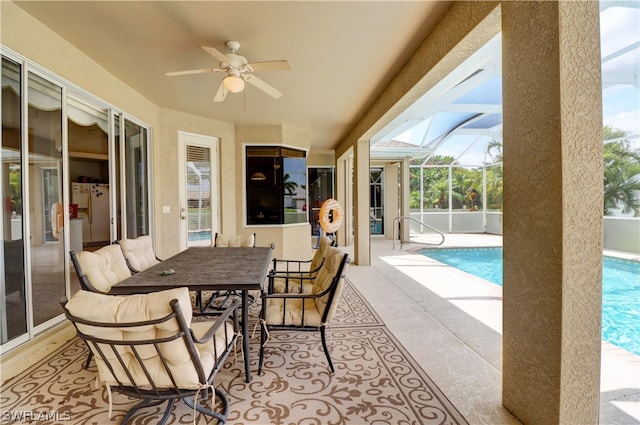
[14,1,452,151]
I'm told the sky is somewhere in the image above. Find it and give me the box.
[396,3,640,165]
[600,4,640,136]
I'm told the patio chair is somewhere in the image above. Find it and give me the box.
[69,245,131,294]
[268,235,335,294]
[258,245,349,375]
[69,245,132,369]
[61,287,238,425]
[118,235,161,273]
[196,233,256,313]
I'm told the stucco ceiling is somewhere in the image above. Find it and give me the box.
[13,1,452,151]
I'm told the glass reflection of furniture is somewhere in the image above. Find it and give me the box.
[246,146,307,225]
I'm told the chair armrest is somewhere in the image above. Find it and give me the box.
[190,300,239,344]
[271,258,313,273]
[262,291,317,300]
[267,270,316,294]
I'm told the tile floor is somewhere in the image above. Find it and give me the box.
[4,234,638,424]
[345,234,639,425]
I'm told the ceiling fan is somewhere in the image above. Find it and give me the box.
[166,41,291,102]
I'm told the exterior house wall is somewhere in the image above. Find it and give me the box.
[155,109,235,259]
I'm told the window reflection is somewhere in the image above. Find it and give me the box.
[1,58,27,344]
[246,146,307,225]
[27,71,66,328]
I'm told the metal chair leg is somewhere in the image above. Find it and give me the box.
[320,326,335,373]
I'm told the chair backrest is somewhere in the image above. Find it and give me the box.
[309,235,333,272]
[311,246,349,322]
[119,235,161,272]
[214,232,256,247]
[71,245,131,293]
[61,287,229,390]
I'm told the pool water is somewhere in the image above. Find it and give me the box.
[420,247,640,356]
[188,230,211,242]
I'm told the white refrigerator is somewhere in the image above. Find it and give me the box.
[71,183,110,244]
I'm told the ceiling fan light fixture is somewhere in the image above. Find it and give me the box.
[223,75,245,93]
[250,172,266,181]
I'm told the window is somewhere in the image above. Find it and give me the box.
[246,146,306,225]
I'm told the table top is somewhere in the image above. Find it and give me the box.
[110,246,273,295]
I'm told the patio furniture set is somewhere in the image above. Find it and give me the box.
[64,234,348,424]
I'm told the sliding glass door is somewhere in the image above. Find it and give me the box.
[1,58,27,345]
[27,72,66,330]
[124,119,149,238]
[1,51,152,353]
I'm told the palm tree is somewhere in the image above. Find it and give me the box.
[282,173,299,195]
[603,126,640,216]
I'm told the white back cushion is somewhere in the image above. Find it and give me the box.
[119,235,160,271]
[313,246,348,320]
[76,245,131,293]
[66,288,233,390]
[215,233,255,247]
[66,288,191,388]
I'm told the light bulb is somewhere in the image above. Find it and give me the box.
[223,75,245,93]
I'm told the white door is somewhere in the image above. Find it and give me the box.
[178,132,219,250]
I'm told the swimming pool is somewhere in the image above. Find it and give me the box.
[419,247,640,356]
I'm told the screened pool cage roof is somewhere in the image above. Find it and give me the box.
[370,2,640,167]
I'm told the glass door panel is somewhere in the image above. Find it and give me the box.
[124,119,148,238]
[370,168,384,235]
[27,71,66,328]
[308,167,335,236]
[1,58,27,344]
[178,133,219,249]
[186,145,212,246]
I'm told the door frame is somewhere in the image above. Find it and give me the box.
[177,132,220,251]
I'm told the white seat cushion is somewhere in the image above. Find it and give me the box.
[119,235,161,272]
[66,287,234,390]
[75,245,132,293]
[266,246,347,327]
[265,297,322,326]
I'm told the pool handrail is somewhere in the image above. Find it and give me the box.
[392,216,445,249]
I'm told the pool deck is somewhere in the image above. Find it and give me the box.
[346,234,639,425]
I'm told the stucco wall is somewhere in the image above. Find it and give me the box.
[502,2,602,424]
[604,217,640,254]
[155,109,235,259]
[1,2,159,130]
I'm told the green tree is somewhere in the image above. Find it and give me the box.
[485,164,503,211]
[283,173,299,195]
[603,126,640,217]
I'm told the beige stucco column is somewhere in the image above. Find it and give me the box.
[354,139,370,265]
[502,2,603,424]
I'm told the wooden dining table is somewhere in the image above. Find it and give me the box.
[109,245,273,383]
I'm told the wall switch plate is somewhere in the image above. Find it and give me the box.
[162,205,171,214]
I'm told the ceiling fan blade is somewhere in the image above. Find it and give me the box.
[200,45,232,64]
[244,74,283,99]
[165,68,221,77]
[213,81,227,102]
[247,60,291,71]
